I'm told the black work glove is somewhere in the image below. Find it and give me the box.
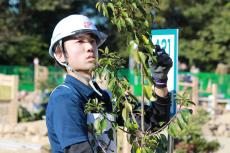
[148,45,173,88]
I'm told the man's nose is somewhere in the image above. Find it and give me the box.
[85,42,95,53]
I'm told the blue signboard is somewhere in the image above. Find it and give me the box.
[151,29,179,116]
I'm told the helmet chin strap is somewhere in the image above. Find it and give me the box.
[53,41,102,97]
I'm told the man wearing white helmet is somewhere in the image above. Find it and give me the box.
[46,14,113,153]
[46,14,172,153]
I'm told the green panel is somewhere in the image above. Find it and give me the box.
[0,66,229,99]
[133,85,142,96]
[0,66,64,92]
[117,68,129,79]
[0,66,34,91]
[47,66,65,90]
[179,72,230,99]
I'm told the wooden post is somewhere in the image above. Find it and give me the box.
[192,77,198,113]
[34,58,49,91]
[34,58,39,91]
[123,129,129,153]
[0,74,18,124]
[117,128,131,153]
[212,84,217,116]
[9,75,18,124]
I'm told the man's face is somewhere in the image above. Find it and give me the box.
[64,33,98,72]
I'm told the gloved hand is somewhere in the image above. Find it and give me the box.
[148,45,173,88]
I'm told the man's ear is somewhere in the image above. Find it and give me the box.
[54,46,66,63]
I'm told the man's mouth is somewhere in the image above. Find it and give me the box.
[86,55,96,61]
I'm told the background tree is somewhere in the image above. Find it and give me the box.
[1,0,229,72]
[0,0,127,66]
[155,0,230,71]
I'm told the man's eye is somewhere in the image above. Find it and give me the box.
[76,40,85,43]
[75,39,96,44]
[90,39,96,44]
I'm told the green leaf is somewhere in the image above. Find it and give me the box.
[122,101,132,122]
[137,52,152,82]
[107,2,115,12]
[136,3,147,16]
[143,85,152,100]
[136,147,152,153]
[137,51,147,63]
[132,2,137,9]
[180,109,191,124]
[126,17,134,27]
[95,118,107,135]
[120,18,126,28]
[97,2,102,12]
[117,19,122,31]
[95,2,100,9]
[187,100,196,106]
[125,101,133,112]
[102,3,108,17]
[104,46,109,54]
[134,33,139,45]
[142,147,153,153]
[168,124,178,137]
[142,35,150,44]
[176,116,186,130]
[144,20,149,28]
[122,107,129,123]
[136,148,141,153]
[132,51,140,63]
[122,11,128,18]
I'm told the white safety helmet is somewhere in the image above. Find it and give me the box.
[49,14,107,58]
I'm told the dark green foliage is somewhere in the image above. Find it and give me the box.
[1,0,229,71]
[174,108,220,153]
[0,0,127,66]
[156,0,230,71]
[18,105,45,122]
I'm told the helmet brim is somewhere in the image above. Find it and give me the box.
[49,29,107,58]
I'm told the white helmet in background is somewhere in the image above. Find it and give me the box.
[49,14,107,58]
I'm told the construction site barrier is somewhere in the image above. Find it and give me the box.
[0,66,229,99]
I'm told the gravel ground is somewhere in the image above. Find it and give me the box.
[1,136,230,153]
[0,149,42,153]
[205,136,230,153]
[0,113,230,153]
[0,138,50,153]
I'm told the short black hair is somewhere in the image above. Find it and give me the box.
[54,43,68,72]
[63,33,100,45]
